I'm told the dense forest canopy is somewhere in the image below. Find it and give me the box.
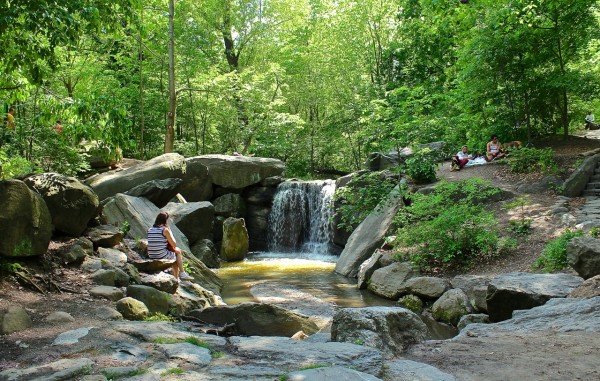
[1,0,599,177]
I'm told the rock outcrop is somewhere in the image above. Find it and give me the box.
[220,217,249,262]
[191,154,285,189]
[567,236,600,279]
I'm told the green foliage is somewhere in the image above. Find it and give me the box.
[121,221,131,235]
[507,148,557,174]
[404,149,438,184]
[0,260,24,274]
[13,240,33,257]
[0,150,36,179]
[182,262,194,275]
[394,179,501,271]
[144,313,176,323]
[211,351,224,359]
[161,368,183,376]
[589,227,600,238]
[534,229,584,272]
[333,171,398,232]
[185,337,209,348]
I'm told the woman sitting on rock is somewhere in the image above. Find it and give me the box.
[147,211,191,280]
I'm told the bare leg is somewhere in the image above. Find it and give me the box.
[174,248,184,278]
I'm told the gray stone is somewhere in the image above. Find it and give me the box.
[101,366,140,379]
[181,250,223,294]
[398,277,450,299]
[58,237,93,265]
[116,297,150,321]
[432,289,473,325]
[569,275,600,298]
[0,306,33,335]
[92,268,130,287]
[0,179,52,257]
[457,314,489,331]
[94,306,123,321]
[335,186,403,278]
[52,327,93,345]
[172,282,224,314]
[45,311,75,324]
[213,215,225,242]
[126,285,171,314]
[86,153,186,200]
[191,239,220,268]
[287,366,382,381]
[563,154,600,197]
[0,358,93,381]
[111,342,149,364]
[515,176,562,194]
[84,225,123,248]
[245,204,271,251]
[125,178,183,208]
[23,173,99,236]
[113,321,227,347]
[159,343,212,366]
[567,236,600,279]
[192,154,285,189]
[357,250,383,289]
[230,336,383,376]
[90,286,124,301]
[243,186,277,206]
[98,247,127,267]
[163,201,214,245]
[140,272,179,294]
[102,194,190,253]
[261,176,284,187]
[384,359,457,381]
[179,157,213,202]
[214,193,246,218]
[367,262,418,300]
[220,217,249,262]
[81,256,103,272]
[188,302,319,337]
[130,259,175,272]
[331,307,426,355]
[451,275,491,312]
[486,272,583,322]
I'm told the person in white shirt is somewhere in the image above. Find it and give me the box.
[451,145,473,171]
[585,111,596,130]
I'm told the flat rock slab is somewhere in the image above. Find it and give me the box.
[159,343,212,366]
[229,336,383,376]
[53,327,94,345]
[113,321,227,347]
[0,358,94,380]
[486,272,583,321]
[287,366,382,381]
[89,286,124,301]
[131,259,175,272]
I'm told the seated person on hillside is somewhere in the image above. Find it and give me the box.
[486,135,506,161]
[451,145,472,171]
[585,111,596,130]
[147,211,192,280]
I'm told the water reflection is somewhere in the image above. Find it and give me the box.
[217,251,457,340]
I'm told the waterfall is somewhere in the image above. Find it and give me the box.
[268,180,335,254]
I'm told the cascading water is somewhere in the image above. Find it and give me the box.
[267,180,335,254]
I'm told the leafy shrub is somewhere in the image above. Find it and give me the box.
[507,147,556,174]
[533,229,584,272]
[333,171,398,232]
[0,150,36,179]
[393,179,501,271]
[404,149,437,184]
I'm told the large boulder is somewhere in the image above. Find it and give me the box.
[335,186,403,277]
[432,289,473,325]
[179,157,213,202]
[181,250,223,294]
[192,154,285,189]
[367,262,418,300]
[126,285,171,315]
[102,194,190,253]
[190,239,220,268]
[331,307,427,355]
[85,153,186,200]
[567,236,600,279]
[243,186,277,206]
[187,303,319,336]
[124,178,183,208]
[163,201,214,245]
[357,250,384,289]
[287,367,382,381]
[562,154,600,197]
[0,179,52,257]
[23,173,99,236]
[84,225,123,248]
[568,275,600,298]
[220,217,249,262]
[214,193,246,218]
[486,272,583,322]
[0,306,33,334]
[116,297,150,321]
[451,275,492,312]
[398,276,450,300]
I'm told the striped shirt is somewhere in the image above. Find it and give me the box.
[147,226,169,259]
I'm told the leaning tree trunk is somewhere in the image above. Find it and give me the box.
[165,0,176,153]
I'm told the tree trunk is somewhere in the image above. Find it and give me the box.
[165,0,176,153]
[138,8,145,158]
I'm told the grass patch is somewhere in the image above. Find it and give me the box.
[161,367,183,376]
[144,313,176,322]
[533,229,584,272]
[152,337,180,344]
